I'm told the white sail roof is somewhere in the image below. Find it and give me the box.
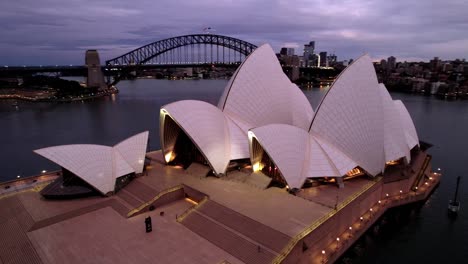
[378,84,411,162]
[114,131,149,173]
[394,100,419,149]
[161,44,314,175]
[161,100,231,174]
[309,55,385,175]
[34,132,149,194]
[218,44,313,131]
[250,124,358,189]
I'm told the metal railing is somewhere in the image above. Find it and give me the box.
[176,196,209,222]
[272,178,381,264]
[126,185,184,218]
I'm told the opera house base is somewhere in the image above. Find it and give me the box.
[0,149,440,264]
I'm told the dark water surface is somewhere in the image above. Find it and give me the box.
[0,79,466,263]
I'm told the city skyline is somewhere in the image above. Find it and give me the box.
[1,0,468,65]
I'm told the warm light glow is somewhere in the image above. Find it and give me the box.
[360,217,363,220]
[17,175,20,178]
[415,186,418,190]
[248,130,255,140]
[322,250,326,255]
[346,167,362,177]
[425,182,428,185]
[349,226,352,230]
[378,200,381,204]
[399,190,403,193]
[437,168,441,171]
[165,152,174,163]
[336,237,340,241]
[41,170,47,173]
[386,193,389,197]
[429,177,433,180]
[184,197,198,205]
[370,208,373,212]
[253,162,263,172]
[385,160,399,165]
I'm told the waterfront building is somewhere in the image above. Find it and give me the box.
[0,42,440,264]
[161,45,420,190]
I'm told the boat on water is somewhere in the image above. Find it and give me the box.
[448,176,461,215]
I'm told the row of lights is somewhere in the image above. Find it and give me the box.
[320,168,441,262]
[15,170,47,179]
[321,202,383,262]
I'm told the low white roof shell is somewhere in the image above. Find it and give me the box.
[34,132,149,194]
[161,100,231,174]
[250,124,358,189]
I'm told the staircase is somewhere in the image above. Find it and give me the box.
[180,200,291,264]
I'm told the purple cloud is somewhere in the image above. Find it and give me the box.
[1,0,467,65]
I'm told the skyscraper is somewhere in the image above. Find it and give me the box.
[319,52,328,67]
[387,56,396,70]
[303,41,315,66]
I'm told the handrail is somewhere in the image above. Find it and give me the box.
[126,185,184,218]
[411,155,431,190]
[272,177,381,264]
[176,196,209,222]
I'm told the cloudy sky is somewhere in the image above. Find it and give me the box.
[1,0,467,65]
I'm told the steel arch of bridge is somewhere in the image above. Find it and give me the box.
[105,34,257,66]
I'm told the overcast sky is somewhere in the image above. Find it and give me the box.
[1,0,467,65]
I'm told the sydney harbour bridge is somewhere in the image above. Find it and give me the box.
[1,34,337,88]
[0,34,258,87]
[104,34,257,86]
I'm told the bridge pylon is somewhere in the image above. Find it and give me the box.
[85,50,106,90]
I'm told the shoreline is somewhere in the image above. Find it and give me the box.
[0,87,118,103]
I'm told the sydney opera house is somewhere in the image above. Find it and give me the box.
[0,44,440,264]
[160,44,419,190]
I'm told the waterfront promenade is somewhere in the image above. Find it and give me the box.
[0,150,440,264]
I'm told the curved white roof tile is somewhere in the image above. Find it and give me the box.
[290,83,314,130]
[162,100,230,174]
[309,55,384,176]
[219,44,313,130]
[113,151,135,178]
[249,124,358,189]
[35,132,150,194]
[378,84,411,162]
[226,116,250,160]
[312,135,358,176]
[35,145,115,194]
[250,124,309,189]
[114,131,149,174]
[394,100,419,149]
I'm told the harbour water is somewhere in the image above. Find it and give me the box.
[0,79,466,263]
